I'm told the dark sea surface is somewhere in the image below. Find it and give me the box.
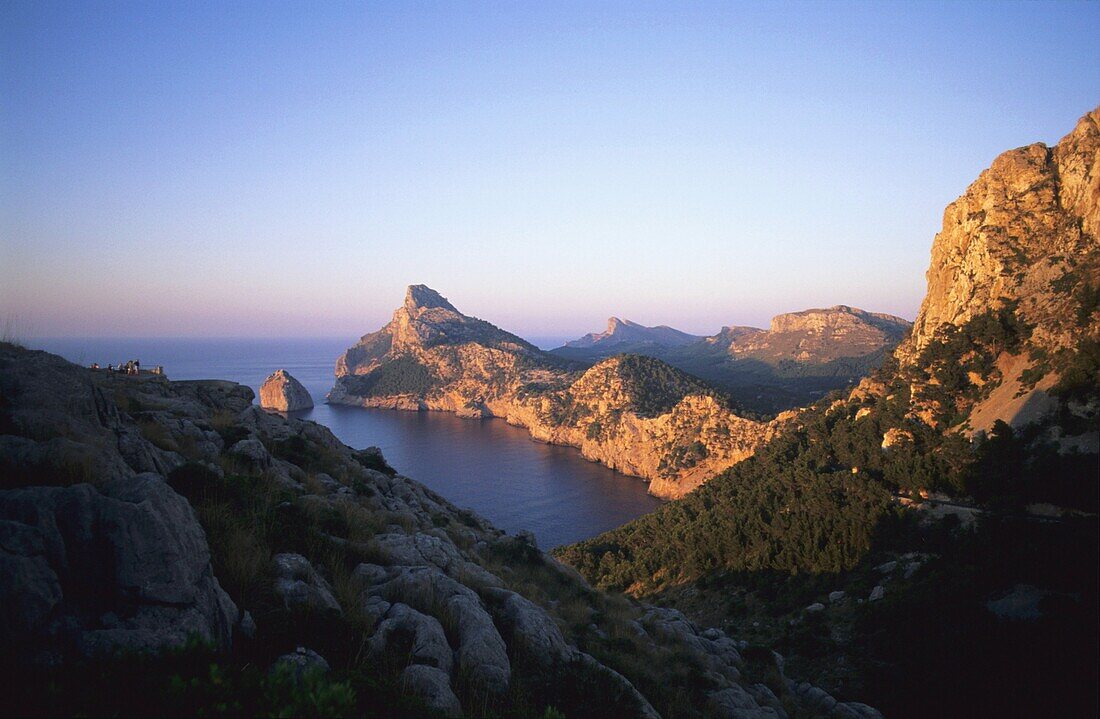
[32,337,661,548]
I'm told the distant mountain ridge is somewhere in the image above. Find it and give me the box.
[554,305,912,413]
[563,317,703,350]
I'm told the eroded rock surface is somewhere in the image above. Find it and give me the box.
[259,369,314,412]
[0,473,238,659]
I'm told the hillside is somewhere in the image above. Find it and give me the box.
[331,287,788,499]
[0,342,877,718]
[555,307,912,415]
[555,108,1100,718]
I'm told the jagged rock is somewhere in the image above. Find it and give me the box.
[794,683,837,713]
[272,647,330,681]
[400,664,462,717]
[272,553,341,616]
[902,108,1099,361]
[986,584,1048,620]
[0,474,237,658]
[748,683,788,719]
[869,585,885,602]
[370,531,504,589]
[874,560,897,574]
[572,651,662,719]
[260,370,314,412]
[894,108,1100,436]
[805,602,825,613]
[828,591,846,604]
[0,520,62,639]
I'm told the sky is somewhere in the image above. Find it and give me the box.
[2,1,1098,340]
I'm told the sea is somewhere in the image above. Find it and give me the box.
[31,336,662,549]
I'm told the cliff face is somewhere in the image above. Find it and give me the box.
[331,289,785,499]
[720,305,911,363]
[902,108,1099,362]
[890,107,1100,435]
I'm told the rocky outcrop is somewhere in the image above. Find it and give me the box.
[0,473,238,660]
[259,369,313,412]
[272,553,341,616]
[900,107,1099,361]
[880,107,1100,438]
[330,287,790,499]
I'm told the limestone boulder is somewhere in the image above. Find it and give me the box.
[272,553,341,616]
[0,474,238,659]
[260,370,314,412]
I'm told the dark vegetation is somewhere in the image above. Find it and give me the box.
[557,341,900,417]
[851,516,1098,719]
[341,355,439,397]
[606,355,719,418]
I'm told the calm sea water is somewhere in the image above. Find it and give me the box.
[32,337,660,548]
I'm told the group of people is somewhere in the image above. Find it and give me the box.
[89,359,163,376]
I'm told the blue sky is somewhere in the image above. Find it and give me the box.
[2,1,1097,339]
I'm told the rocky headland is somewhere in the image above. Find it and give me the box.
[329,286,794,499]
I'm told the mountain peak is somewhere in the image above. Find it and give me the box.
[606,317,636,332]
[404,285,457,313]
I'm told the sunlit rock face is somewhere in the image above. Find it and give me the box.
[880,108,1100,436]
[718,306,911,363]
[900,107,1099,363]
[259,369,313,412]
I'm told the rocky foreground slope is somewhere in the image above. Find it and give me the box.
[0,342,878,718]
[331,286,792,499]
